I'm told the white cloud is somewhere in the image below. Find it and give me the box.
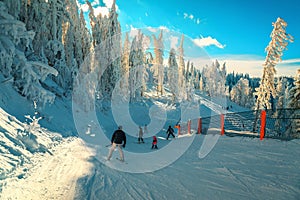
[147,27,157,33]
[145,12,148,17]
[77,0,119,17]
[193,36,226,49]
[183,13,188,19]
[158,26,169,32]
[103,0,113,8]
[146,26,170,34]
[182,12,200,25]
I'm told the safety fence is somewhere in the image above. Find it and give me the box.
[175,108,300,140]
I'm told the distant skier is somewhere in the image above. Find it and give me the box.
[166,125,175,140]
[144,124,148,135]
[138,126,144,143]
[107,125,126,162]
[151,136,158,149]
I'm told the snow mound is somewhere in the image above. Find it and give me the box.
[0,107,62,185]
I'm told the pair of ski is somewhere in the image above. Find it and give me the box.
[105,157,128,164]
[115,157,128,164]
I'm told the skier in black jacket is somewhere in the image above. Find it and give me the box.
[107,126,127,162]
[166,125,176,140]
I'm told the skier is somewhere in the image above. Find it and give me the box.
[151,135,158,149]
[144,124,148,134]
[166,125,175,140]
[107,125,126,162]
[138,126,144,143]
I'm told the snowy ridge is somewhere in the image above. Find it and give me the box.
[0,107,62,183]
[1,137,93,200]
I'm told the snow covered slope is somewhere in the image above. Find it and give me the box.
[0,106,61,182]
[0,75,299,199]
[75,135,300,200]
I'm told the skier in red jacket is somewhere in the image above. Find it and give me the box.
[151,136,158,149]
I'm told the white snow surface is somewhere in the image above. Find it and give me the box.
[0,77,300,200]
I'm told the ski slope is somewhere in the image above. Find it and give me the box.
[77,135,300,200]
[0,80,299,199]
[2,131,299,200]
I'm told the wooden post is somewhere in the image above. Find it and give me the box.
[197,118,202,134]
[221,114,225,135]
[260,110,266,140]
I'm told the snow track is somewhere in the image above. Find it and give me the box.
[1,131,299,200]
[1,138,93,200]
[73,135,300,200]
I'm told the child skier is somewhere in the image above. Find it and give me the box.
[152,136,158,149]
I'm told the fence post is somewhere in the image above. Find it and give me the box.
[197,118,202,134]
[260,110,266,140]
[221,114,225,135]
[188,120,191,134]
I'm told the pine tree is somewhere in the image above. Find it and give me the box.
[286,69,300,138]
[0,2,58,105]
[185,61,195,101]
[201,60,226,97]
[185,61,190,80]
[79,10,91,62]
[24,0,51,58]
[253,17,293,132]
[168,48,179,102]
[65,0,84,68]
[177,35,186,100]
[99,0,121,98]
[152,30,164,96]
[199,75,204,91]
[230,78,253,108]
[274,77,289,135]
[194,71,200,89]
[129,31,146,102]
[86,1,99,47]
[2,0,21,19]
[120,33,131,99]
[254,18,293,110]
[276,77,288,109]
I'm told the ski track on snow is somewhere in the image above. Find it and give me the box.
[1,138,93,200]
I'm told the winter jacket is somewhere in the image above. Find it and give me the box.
[152,136,157,145]
[138,128,143,138]
[111,129,126,145]
[166,127,174,134]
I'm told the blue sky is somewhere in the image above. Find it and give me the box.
[77,0,300,77]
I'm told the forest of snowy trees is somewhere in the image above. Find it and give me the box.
[0,1,299,134]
